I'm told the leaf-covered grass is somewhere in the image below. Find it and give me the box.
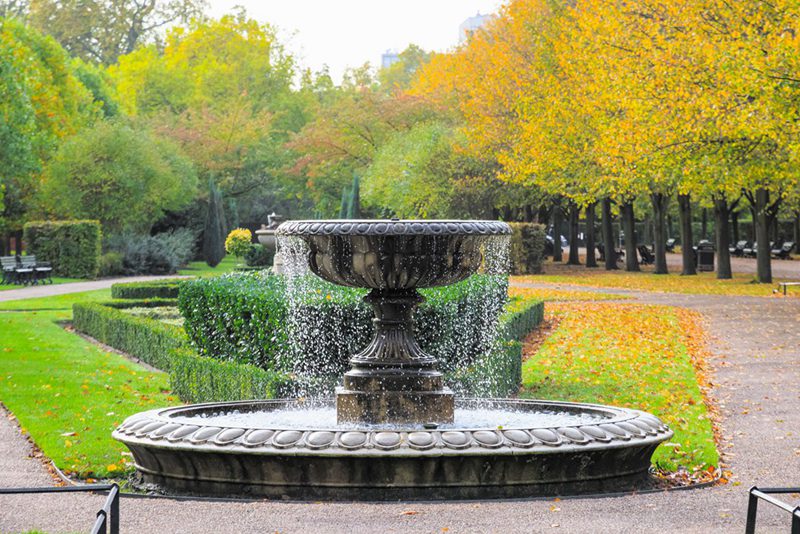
[0,276,83,291]
[0,290,175,479]
[177,255,239,277]
[513,268,799,297]
[509,285,630,303]
[521,302,719,471]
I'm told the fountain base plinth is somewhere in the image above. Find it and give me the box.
[336,387,454,424]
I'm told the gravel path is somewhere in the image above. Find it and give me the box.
[1,284,799,533]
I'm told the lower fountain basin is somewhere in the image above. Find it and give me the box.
[114,398,672,500]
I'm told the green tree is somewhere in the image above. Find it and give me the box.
[28,0,207,64]
[38,119,197,233]
[0,18,96,251]
[110,13,298,206]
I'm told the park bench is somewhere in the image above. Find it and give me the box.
[597,244,624,263]
[665,238,677,253]
[776,281,800,296]
[10,255,53,286]
[1,256,18,284]
[772,241,795,260]
[730,240,748,257]
[638,245,655,265]
[743,241,757,258]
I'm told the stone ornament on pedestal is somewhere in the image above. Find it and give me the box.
[255,213,286,273]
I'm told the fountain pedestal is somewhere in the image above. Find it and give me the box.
[336,289,454,424]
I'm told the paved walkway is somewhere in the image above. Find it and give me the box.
[0,275,188,302]
[1,283,799,533]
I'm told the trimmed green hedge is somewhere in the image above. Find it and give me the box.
[508,222,546,275]
[24,220,102,278]
[73,299,185,371]
[169,348,293,403]
[111,279,183,300]
[179,272,543,396]
[72,299,292,403]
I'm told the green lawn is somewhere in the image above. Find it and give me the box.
[0,289,175,479]
[0,276,83,291]
[521,302,718,472]
[177,255,238,277]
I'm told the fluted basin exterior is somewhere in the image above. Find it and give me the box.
[113,398,674,500]
[276,220,511,289]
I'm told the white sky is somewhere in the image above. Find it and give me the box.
[207,1,504,82]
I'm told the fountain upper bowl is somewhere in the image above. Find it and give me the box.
[276,219,512,289]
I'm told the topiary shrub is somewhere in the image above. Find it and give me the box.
[23,220,102,278]
[508,222,546,275]
[225,228,252,258]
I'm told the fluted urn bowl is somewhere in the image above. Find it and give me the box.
[275,220,511,289]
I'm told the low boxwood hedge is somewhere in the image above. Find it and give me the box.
[110,279,183,300]
[74,274,545,401]
[73,299,292,403]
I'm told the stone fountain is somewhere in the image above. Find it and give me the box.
[114,220,672,500]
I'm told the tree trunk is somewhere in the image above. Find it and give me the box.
[585,202,598,268]
[567,202,581,265]
[602,198,617,270]
[621,202,640,271]
[794,212,800,244]
[14,230,23,255]
[678,194,696,275]
[701,208,708,241]
[732,211,740,243]
[552,202,563,262]
[755,188,773,283]
[537,204,550,226]
[714,198,732,279]
[651,192,669,274]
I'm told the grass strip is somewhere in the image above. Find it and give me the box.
[521,302,719,471]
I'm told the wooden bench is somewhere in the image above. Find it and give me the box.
[776,282,800,296]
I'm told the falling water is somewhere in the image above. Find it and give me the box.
[276,231,513,400]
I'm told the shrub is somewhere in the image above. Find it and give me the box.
[106,228,196,275]
[244,244,274,267]
[225,228,252,258]
[508,222,546,275]
[73,299,185,371]
[98,251,124,277]
[111,279,183,300]
[179,271,543,396]
[23,220,102,278]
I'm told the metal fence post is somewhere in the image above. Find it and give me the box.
[109,483,120,534]
[745,486,759,534]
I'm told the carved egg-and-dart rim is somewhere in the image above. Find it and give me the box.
[275,220,513,237]
[113,398,673,454]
